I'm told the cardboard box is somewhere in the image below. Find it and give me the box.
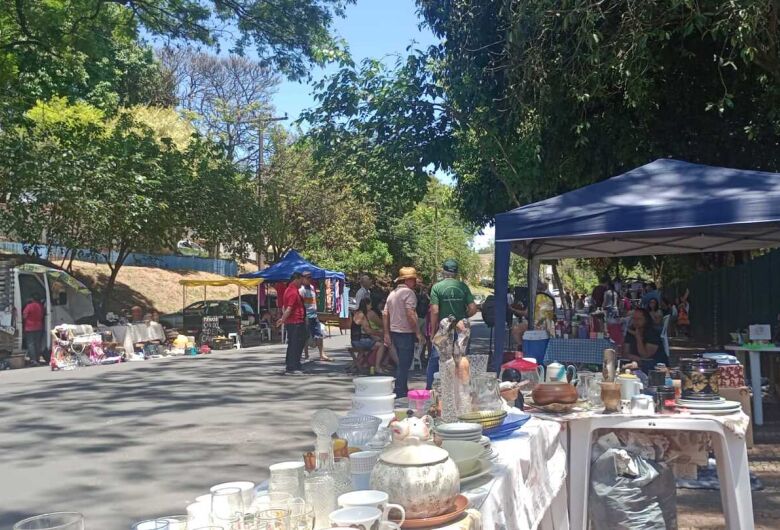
[719,386,753,448]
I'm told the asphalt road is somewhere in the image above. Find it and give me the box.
[0,315,494,529]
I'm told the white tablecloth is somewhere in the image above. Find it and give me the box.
[432,414,568,530]
[109,322,165,354]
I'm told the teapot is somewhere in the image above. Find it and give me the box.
[617,370,643,400]
[539,361,577,383]
[388,414,432,444]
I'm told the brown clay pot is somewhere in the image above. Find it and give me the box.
[532,382,578,405]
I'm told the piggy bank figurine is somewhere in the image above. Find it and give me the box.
[389,413,433,443]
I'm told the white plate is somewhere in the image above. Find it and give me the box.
[677,399,741,410]
[460,459,493,486]
[678,396,724,404]
[436,432,482,439]
[435,422,483,434]
[686,407,742,416]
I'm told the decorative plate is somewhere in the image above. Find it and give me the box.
[400,495,469,529]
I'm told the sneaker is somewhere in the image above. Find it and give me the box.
[285,370,305,376]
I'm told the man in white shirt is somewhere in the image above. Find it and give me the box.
[354,275,372,308]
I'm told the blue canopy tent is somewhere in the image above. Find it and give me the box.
[492,158,780,369]
[240,250,345,282]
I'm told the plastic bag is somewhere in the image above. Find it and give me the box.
[589,448,677,529]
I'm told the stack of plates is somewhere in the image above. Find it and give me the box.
[676,397,742,415]
[434,422,482,442]
[458,410,508,429]
[460,458,493,486]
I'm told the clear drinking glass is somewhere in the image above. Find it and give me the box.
[253,508,291,530]
[304,474,336,530]
[269,475,300,497]
[13,513,85,530]
[331,457,353,496]
[211,486,245,530]
[288,498,315,530]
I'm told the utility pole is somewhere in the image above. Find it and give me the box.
[255,113,288,268]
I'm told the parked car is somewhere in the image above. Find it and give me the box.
[230,293,277,315]
[159,299,255,336]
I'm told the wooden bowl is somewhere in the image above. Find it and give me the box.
[532,382,578,406]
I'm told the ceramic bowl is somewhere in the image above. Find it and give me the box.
[338,415,382,448]
[441,440,483,477]
[354,376,395,396]
[352,394,396,415]
[531,382,578,406]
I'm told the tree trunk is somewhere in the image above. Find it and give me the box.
[550,261,568,310]
[100,245,129,316]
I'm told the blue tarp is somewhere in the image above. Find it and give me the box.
[495,159,780,259]
[239,250,345,282]
[492,158,780,370]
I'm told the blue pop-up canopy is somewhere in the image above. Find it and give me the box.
[239,249,345,282]
[492,158,780,368]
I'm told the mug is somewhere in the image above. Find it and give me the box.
[329,506,386,530]
[630,394,655,415]
[337,491,405,525]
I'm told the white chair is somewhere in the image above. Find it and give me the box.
[259,324,272,342]
[660,314,670,356]
[567,415,754,530]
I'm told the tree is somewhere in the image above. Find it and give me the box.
[390,179,480,284]
[157,47,279,167]
[301,53,452,231]
[416,0,780,222]
[1,0,353,84]
[0,0,173,119]
[0,98,251,311]
[259,127,382,268]
[305,1,780,227]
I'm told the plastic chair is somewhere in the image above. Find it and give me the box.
[567,415,754,530]
[258,323,272,342]
[660,314,670,356]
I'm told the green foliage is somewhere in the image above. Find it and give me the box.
[301,53,452,230]
[389,179,480,283]
[0,0,172,119]
[258,128,381,268]
[416,0,780,223]
[0,99,253,307]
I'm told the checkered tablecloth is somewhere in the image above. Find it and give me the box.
[543,338,613,365]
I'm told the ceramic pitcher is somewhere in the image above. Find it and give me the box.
[542,362,577,383]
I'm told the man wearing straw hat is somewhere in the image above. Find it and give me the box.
[383,267,425,397]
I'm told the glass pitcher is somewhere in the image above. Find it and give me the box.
[470,374,503,411]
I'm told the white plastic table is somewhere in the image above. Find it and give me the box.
[724,343,780,425]
[566,415,754,530]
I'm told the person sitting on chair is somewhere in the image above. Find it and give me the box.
[351,297,389,373]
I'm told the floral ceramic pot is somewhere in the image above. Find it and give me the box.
[369,440,460,519]
[681,357,719,399]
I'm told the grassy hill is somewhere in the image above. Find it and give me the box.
[1,251,258,314]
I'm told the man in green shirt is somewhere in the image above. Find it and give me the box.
[427,259,478,388]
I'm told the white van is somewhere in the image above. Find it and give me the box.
[0,260,94,354]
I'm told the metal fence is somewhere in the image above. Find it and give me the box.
[0,242,238,276]
[689,249,780,345]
